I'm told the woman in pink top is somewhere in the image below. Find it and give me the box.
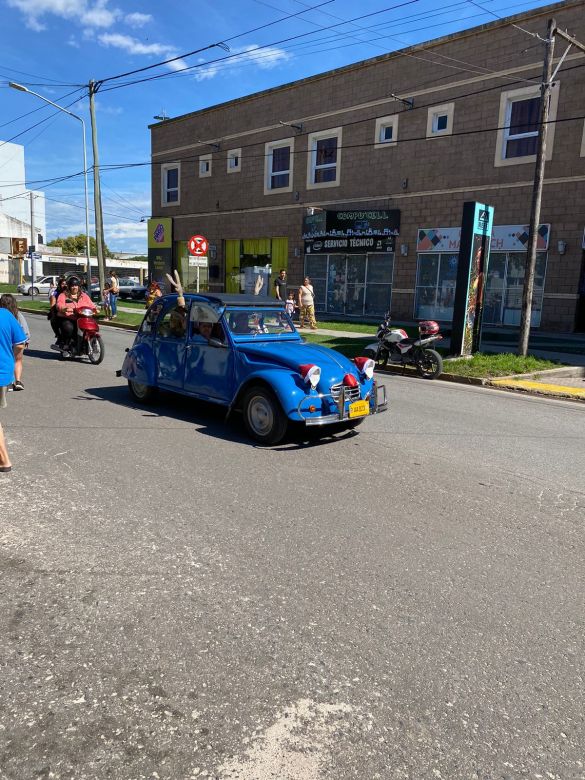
[57,277,96,348]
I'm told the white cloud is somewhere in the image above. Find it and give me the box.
[6,0,120,30]
[125,11,151,27]
[98,32,174,57]
[194,44,290,81]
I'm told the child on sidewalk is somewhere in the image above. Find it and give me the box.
[101,282,112,321]
[285,291,296,319]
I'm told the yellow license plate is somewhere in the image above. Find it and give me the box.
[348,400,369,419]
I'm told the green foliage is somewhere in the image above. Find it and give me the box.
[444,353,560,377]
[48,234,113,258]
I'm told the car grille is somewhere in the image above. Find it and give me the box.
[330,382,361,403]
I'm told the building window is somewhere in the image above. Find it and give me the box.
[374,115,398,148]
[494,84,560,167]
[227,148,241,173]
[199,154,212,178]
[414,251,548,326]
[161,163,180,206]
[426,103,454,138]
[264,138,294,194]
[307,128,342,189]
[305,252,394,316]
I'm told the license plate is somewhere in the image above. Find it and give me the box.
[348,400,369,419]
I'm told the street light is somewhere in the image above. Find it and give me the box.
[9,82,92,292]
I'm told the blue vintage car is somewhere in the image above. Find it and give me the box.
[120,293,387,444]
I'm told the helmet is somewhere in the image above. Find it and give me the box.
[418,320,440,335]
[67,276,81,288]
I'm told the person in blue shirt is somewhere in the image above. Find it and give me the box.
[0,308,27,472]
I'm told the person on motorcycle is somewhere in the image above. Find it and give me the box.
[56,277,96,352]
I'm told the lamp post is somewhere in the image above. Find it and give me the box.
[9,82,92,291]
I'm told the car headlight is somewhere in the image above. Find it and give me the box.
[353,356,375,379]
[299,363,321,388]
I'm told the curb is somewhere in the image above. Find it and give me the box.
[378,363,585,401]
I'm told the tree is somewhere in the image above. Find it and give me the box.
[48,234,113,258]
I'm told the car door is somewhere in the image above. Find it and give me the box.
[183,303,233,403]
[153,300,189,389]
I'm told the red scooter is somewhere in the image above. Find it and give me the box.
[52,307,105,364]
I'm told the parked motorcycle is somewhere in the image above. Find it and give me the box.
[51,308,105,364]
[365,313,444,379]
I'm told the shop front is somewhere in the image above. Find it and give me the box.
[224,237,289,296]
[303,209,400,317]
[415,224,550,327]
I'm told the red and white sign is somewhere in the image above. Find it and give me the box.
[188,234,208,256]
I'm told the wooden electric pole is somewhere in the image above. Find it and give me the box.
[518,20,585,355]
[89,80,107,294]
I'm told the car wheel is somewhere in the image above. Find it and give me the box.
[128,379,157,403]
[31,287,39,296]
[242,386,287,445]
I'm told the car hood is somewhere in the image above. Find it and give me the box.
[236,340,358,383]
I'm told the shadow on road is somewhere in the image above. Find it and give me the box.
[24,347,59,362]
[84,384,360,449]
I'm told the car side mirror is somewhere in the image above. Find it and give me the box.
[208,337,227,348]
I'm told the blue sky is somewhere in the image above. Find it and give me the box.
[0,0,555,253]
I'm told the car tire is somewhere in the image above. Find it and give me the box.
[31,287,39,296]
[242,385,287,445]
[128,379,158,403]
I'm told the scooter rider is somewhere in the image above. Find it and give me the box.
[56,277,96,353]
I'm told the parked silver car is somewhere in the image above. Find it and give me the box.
[17,275,60,296]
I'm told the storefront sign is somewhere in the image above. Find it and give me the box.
[302,209,400,238]
[451,202,495,356]
[304,235,395,254]
[417,224,550,252]
[148,217,173,286]
[10,237,27,255]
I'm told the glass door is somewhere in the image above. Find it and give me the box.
[345,255,366,315]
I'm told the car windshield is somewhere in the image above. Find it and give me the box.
[226,308,295,339]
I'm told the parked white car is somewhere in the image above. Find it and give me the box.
[17,275,60,296]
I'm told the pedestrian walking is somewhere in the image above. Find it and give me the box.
[274,269,287,300]
[109,270,119,318]
[0,307,27,471]
[298,276,318,330]
[0,294,29,391]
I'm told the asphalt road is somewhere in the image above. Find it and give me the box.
[1,314,584,780]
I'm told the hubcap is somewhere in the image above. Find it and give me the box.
[248,395,274,435]
[132,381,148,399]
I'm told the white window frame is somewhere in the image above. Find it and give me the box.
[199,154,212,178]
[264,137,294,195]
[426,103,454,138]
[161,162,180,207]
[306,127,342,190]
[494,83,560,167]
[374,115,399,148]
[227,148,241,173]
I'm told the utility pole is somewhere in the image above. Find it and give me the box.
[518,20,585,355]
[88,80,107,295]
[29,191,35,301]
[518,18,555,356]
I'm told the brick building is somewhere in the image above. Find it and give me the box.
[149,0,585,332]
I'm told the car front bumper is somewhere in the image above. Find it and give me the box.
[299,381,387,426]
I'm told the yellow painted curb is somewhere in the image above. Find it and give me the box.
[491,378,585,398]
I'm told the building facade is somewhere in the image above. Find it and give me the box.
[149,0,585,332]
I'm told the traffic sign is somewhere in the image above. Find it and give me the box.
[188,234,208,256]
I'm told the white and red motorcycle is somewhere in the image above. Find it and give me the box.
[365,312,444,379]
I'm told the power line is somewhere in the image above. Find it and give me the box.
[97,0,337,85]
[0,90,86,148]
[99,0,422,92]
